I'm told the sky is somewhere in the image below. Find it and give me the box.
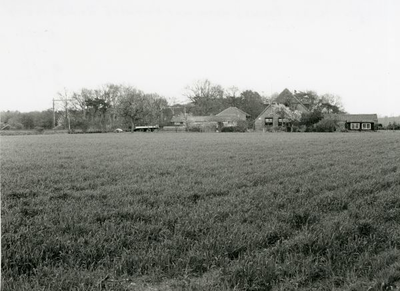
[1,0,399,116]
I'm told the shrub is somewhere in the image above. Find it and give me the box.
[188,125,202,132]
[236,120,249,132]
[1,122,10,130]
[300,110,324,127]
[272,126,285,132]
[221,126,247,133]
[298,125,307,132]
[34,127,45,134]
[315,118,338,132]
[220,121,248,132]
[71,119,90,133]
[221,127,234,132]
[11,122,24,130]
[201,123,217,132]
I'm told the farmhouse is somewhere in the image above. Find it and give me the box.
[254,89,309,131]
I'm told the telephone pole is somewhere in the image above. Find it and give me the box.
[52,97,73,131]
[53,98,56,129]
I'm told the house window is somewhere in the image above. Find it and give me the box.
[265,118,273,126]
[350,123,360,130]
[278,118,284,126]
[362,123,371,130]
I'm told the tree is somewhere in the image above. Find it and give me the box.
[319,94,344,113]
[286,109,302,130]
[85,98,111,131]
[100,84,123,128]
[260,92,278,105]
[69,89,95,131]
[225,86,241,107]
[294,90,320,110]
[117,87,149,132]
[20,113,35,129]
[300,110,324,128]
[294,90,345,113]
[7,115,24,129]
[184,79,225,115]
[32,110,53,129]
[239,90,265,126]
[146,94,169,126]
[315,117,339,132]
[272,104,289,128]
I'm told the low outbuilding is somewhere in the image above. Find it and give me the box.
[329,114,378,131]
[170,107,250,132]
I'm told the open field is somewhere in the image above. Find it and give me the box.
[2,132,400,290]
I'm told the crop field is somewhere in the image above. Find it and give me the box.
[1,132,400,290]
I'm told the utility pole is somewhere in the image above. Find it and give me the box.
[52,97,73,131]
[52,98,56,129]
[65,98,71,132]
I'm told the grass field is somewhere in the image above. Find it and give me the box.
[2,132,400,290]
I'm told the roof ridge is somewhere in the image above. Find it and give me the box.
[217,106,250,116]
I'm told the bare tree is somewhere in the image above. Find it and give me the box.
[184,79,224,115]
[145,93,169,126]
[55,88,73,130]
[99,84,123,127]
[225,86,241,107]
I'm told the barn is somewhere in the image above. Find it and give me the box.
[168,106,250,132]
[216,107,250,127]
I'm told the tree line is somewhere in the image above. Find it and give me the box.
[1,84,168,132]
[1,80,357,132]
[67,84,169,132]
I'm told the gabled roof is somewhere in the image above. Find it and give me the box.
[293,101,309,113]
[216,107,250,117]
[275,88,294,104]
[254,104,273,121]
[329,114,378,123]
[274,89,309,112]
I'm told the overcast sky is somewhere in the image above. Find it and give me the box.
[1,0,399,116]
